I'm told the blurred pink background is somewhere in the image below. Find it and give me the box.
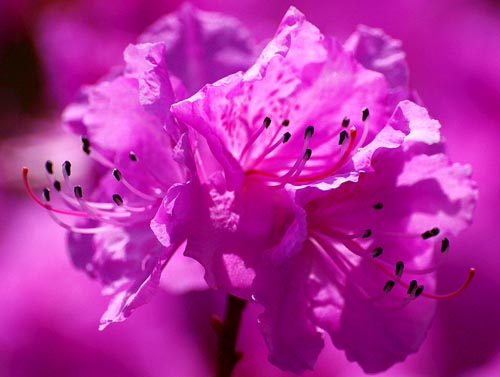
[1,0,499,376]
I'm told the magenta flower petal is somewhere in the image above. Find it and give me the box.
[139,3,256,95]
[253,249,324,374]
[292,100,477,371]
[345,25,411,107]
[172,6,394,189]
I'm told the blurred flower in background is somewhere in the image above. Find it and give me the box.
[1,0,499,376]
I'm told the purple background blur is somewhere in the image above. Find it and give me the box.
[1,0,499,376]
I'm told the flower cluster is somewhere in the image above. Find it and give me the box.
[24,5,477,374]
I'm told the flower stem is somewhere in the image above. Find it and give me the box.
[214,294,247,377]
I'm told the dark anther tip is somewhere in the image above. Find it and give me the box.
[422,227,440,239]
[407,280,418,295]
[372,247,383,258]
[53,180,61,191]
[45,160,54,175]
[81,137,91,154]
[129,152,138,162]
[63,161,72,177]
[396,261,405,276]
[362,107,370,121]
[342,116,350,128]
[361,229,372,239]
[112,194,124,206]
[441,237,450,253]
[283,132,291,143]
[373,202,384,210]
[305,125,315,138]
[304,148,312,161]
[263,117,272,128]
[74,185,83,199]
[282,119,290,127]
[384,280,395,293]
[339,130,349,145]
[43,188,51,202]
[113,169,122,182]
[414,285,424,297]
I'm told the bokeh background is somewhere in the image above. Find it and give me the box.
[1,0,499,376]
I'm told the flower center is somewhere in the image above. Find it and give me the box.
[23,137,167,235]
[307,199,475,308]
[241,108,371,187]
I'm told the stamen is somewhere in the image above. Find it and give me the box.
[239,117,274,163]
[342,116,350,128]
[53,181,61,191]
[264,116,272,129]
[414,285,424,297]
[407,279,418,295]
[117,172,162,200]
[361,229,372,239]
[296,127,358,183]
[441,237,450,253]
[421,268,475,300]
[396,261,405,277]
[22,167,88,217]
[112,194,124,206]
[383,280,395,293]
[43,188,51,202]
[373,202,384,210]
[305,125,315,138]
[113,168,122,182]
[74,185,83,199]
[63,161,72,177]
[372,247,383,258]
[82,136,91,155]
[339,130,349,145]
[304,148,312,161]
[422,227,440,239]
[45,160,54,175]
[129,151,138,162]
[283,132,291,143]
[362,107,370,122]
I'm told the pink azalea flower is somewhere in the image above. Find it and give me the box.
[155,7,477,373]
[23,5,256,329]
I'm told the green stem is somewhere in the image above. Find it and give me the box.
[215,294,247,377]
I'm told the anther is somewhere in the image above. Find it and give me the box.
[45,160,54,175]
[304,149,312,161]
[112,193,124,206]
[414,285,424,297]
[74,185,83,199]
[421,227,440,239]
[361,229,372,239]
[113,169,122,182]
[282,119,290,126]
[53,180,61,191]
[372,247,383,258]
[407,280,418,295]
[339,130,349,145]
[283,132,291,143]
[81,136,91,154]
[263,117,272,129]
[384,280,395,293]
[43,188,51,202]
[342,116,350,128]
[63,161,72,177]
[441,237,450,253]
[396,261,405,277]
[129,152,138,162]
[373,202,384,210]
[305,125,315,138]
[362,107,370,121]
